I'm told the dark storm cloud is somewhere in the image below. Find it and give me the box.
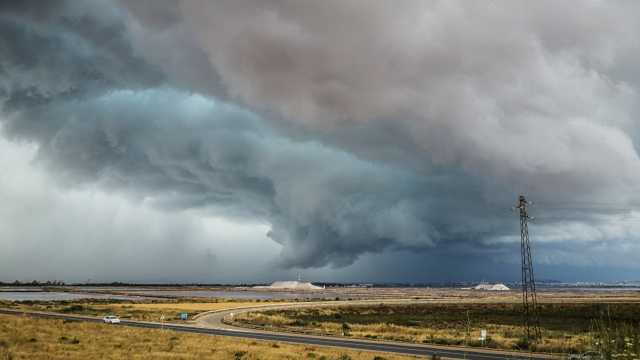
[0,0,163,114]
[172,0,640,268]
[174,1,640,200]
[6,85,507,268]
[2,0,640,276]
[118,0,181,30]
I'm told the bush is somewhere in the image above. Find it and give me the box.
[514,336,530,350]
[61,305,85,313]
[233,350,247,360]
[342,322,351,336]
[58,336,80,345]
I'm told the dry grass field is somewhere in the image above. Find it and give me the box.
[233,301,640,355]
[6,300,292,323]
[121,301,295,312]
[3,288,640,357]
[0,314,416,360]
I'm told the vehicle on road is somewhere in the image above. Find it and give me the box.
[102,315,120,324]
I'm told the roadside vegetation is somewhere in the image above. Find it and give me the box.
[0,314,416,360]
[233,302,640,354]
[590,313,640,360]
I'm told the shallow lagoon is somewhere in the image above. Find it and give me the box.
[0,291,146,301]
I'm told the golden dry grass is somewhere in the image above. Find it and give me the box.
[234,302,640,354]
[0,314,416,360]
[237,311,588,353]
[12,301,292,323]
[119,302,293,312]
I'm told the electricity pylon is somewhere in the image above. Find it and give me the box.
[515,195,542,342]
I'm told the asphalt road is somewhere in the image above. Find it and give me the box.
[0,308,558,360]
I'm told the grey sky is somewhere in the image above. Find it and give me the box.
[1,0,640,283]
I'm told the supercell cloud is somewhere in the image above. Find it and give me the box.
[1,0,640,282]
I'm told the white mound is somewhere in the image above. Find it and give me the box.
[255,281,323,290]
[473,283,510,291]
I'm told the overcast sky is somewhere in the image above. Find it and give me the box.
[2,0,640,283]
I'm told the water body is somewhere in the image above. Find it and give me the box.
[556,287,640,292]
[0,291,146,301]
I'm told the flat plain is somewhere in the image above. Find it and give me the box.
[2,286,640,358]
[0,313,420,360]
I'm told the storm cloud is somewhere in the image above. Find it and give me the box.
[1,0,640,281]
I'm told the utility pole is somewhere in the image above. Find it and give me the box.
[515,195,542,342]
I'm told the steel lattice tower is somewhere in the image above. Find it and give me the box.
[515,195,542,342]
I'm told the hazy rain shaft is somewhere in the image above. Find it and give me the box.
[2,0,640,282]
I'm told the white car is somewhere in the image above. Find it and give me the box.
[102,315,120,324]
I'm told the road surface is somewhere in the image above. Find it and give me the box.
[0,307,558,359]
[195,302,559,360]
